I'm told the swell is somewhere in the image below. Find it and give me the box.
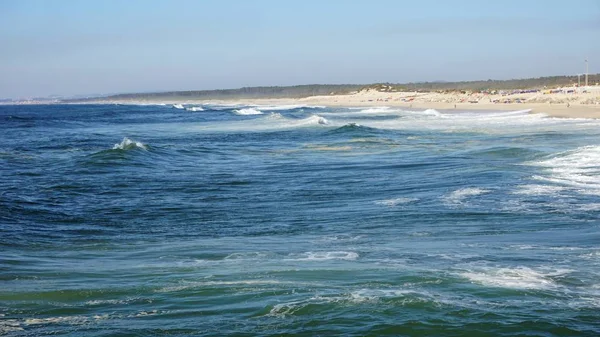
[327,123,381,135]
[82,137,156,167]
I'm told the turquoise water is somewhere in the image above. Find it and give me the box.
[1,104,600,336]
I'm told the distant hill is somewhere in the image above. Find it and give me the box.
[64,85,365,102]
[64,74,600,102]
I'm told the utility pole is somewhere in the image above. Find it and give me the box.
[578,74,581,87]
[585,59,589,87]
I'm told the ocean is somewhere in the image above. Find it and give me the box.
[1,103,599,336]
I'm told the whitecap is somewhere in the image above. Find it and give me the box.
[24,314,109,325]
[112,137,147,151]
[359,107,394,113]
[443,187,490,204]
[578,203,600,211]
[172,104,185,109]
[130,310,159,317]
[251,104,322,111]
[267,112,284,119]
[233,108,263,115]
[459,266,571,290]
[287,115,328,127]
[185,106,204,112]
[421,108,443,116]
[526,145,600,196]
[0,319,23,334]
[513,184,566,196]
[374,197,418,207]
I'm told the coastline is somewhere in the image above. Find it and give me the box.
[12,88,600,119]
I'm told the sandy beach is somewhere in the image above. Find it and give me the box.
[105,85,600,119]
[243,86,600,118]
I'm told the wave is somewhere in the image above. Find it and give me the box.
[286,251,358,261]
[484,109,533,117]
[357,108,590,134]
[200,103,247,111]
[359,107,395,114]
[459,266,571,290]
[421,108,442,116]
[267,288,431,317]
[327,123,377,134]
[448,109,534,119]
[156,279,308,293]
[0,318,23,334]
[267,112,284,119]
[190,113,329,133]
[526,145,600,195]
[443,188,490,204]
[185,106,204,112]
[172,104,185,109]
[233,108,264,115]
[313,234,364,243]
[112,137,148,151]
[224,252,275,260]
[374,197,418,207]
[513,184,566,196]
[469,146,539,158]
[251,104,325,111]
[286,114,327,126]
[399,108,444,117]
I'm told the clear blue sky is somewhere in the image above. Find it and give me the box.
[1,0,599,98]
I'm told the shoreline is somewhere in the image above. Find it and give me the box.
[99,97,600,119]
[6,89,600,118]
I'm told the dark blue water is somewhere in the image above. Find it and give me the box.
[1,103,600,336]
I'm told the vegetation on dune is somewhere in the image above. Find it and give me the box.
[65,74,600,102]
[389,74,600,92]
[71,85,365,101]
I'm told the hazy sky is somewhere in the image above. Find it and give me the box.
[1,0,599,98]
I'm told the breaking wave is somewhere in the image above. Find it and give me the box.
[526,145,600,195]
[359,107,395,114]
[290,115,328,126]
[172,104,185,109]
[233,108,264,115]
[185,106,204,112]
[112,137,148,151]
[252,105,324,111]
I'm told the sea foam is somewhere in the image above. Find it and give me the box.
[527,145,600,195]
[374,197,418,207]
[443,188,490,204]
[112,137,147,151]
[460,266,571,290]
[233,108,263,115]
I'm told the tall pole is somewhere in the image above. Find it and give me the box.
[585,59,588,87]
[578,74,581,88]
